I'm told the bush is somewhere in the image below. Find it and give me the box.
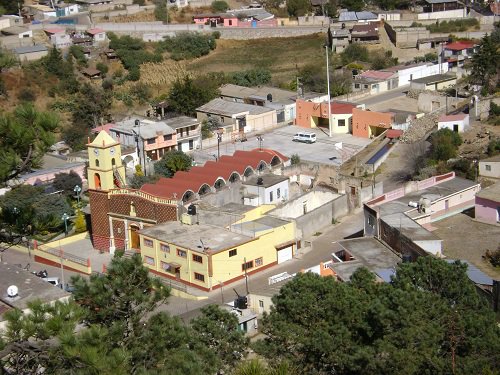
[212,31,221,39]
[17,88,36,102]
[484,245,500,268]
[69,45,87,66]
[211,0,228,12]
[341,44,369,65]
[102,78,114,90]
[426,19,479,33]
[487,138,500,156]
[157,33,217,60]
[96,62,109,74]
[130,82,152,104]
[291,154,301,165]
[430,128,462,161]
[231,68,271,87]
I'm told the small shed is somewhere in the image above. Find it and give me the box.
[1,26,32,38]
[437,113,470,133]
[14,44,48,62]
[103,48,117,59]
[81,67,102,79]
[409,73,457,91]
[86,28,106,44]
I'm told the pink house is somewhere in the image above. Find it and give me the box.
[475,182,500,224]
[193,14,223,25]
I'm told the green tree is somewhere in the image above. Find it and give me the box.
[0,0,23,15]
[53,170,83,196]
[158,33,217,60]
[469,33,499,94]
[211,0,229,12]
[154,0,169,22]
[0,104,59,183]
[430,128,462,161]
[256,260,500,375]
[129,173,159,189]
[340,0,364,11]
[167,75,220,116]
[231,68,272,87]
[69,45,88,66]
[191,305,249,372]
[96,62,109,74]
[341,44,369,65]
[154,150,193,177]
[287,0,311,16]
[72,83,112,129]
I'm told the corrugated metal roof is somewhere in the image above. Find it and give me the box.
[339,11,377,21]
[197,98,274,116]
[14,44,47,54]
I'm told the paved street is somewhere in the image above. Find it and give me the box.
[353,85,410,108]
[193,125,372,166]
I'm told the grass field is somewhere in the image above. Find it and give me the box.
[187,34,326,86]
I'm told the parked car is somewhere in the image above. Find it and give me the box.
[42,277,61,287]
[293,132,316,144]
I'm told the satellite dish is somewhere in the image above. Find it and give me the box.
[7,285,18,298]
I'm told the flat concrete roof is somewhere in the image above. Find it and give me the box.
[475,182,500,202]
[197,98,274,117]
[139,222,253,253]
[331,238,401,281]
[231,216,291,234]
[164,116,200,130]
[411,73,456,85]
[197,202,255,228]
[244,175,289,188]
[0,262,70,319]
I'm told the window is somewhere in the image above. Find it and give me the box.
[163,134,172,141]
[111,158,116,166]
[95,159,100,167]
[147,138,155,145]
[338,119,346,127]
[193,254,203,263]
[229,249,237,257]
[242,260,254,271]
[255,257,263,266]
[259,300,264,308]
[144,256,155,265]
[269,191,273,202]
[277,188,281,199]
[228,19,232,26]
[485,165,491,171]
[160,243,170,252]
[144,238,153,247]
[189,139,194,150]
[355,84,360,89]
[368,215,375,227]
[194,272,205,282]
[177,249,187,258]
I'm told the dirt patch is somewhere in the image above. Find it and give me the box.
[459,120,500,159]
[432,213,500,279]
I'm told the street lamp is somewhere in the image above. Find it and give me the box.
[256,134,264,151]
[73,185,82,207]
[61,213,69,237]
[215,128,223,161]
[12,207,19,229]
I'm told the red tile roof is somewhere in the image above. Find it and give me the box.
[87,28,105,35]
[139,149,287,200]
[331,101,357,114]
[438,113,468,122]
[44,28,65,34]
[444,41,476,51]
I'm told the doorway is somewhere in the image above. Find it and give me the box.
[130,225,140,250]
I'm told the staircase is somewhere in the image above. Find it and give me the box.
[122,250,137,259]
[113,167,127,188]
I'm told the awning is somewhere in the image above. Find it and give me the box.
[275,240,295,250]
[161,262,181,270]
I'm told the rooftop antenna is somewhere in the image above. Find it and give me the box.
[199,239,206,251]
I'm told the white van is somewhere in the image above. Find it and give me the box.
[43,277,61,287]
[293,132,316,144]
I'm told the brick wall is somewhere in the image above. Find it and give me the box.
[89,190,110,251]
[380,219,428,260]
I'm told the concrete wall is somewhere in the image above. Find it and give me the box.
[17,50,48,62]
[270,190,340,219]
[479,161,500,179]
[399,63,449,86]
[200,181,243,207]
[417,92,463,113]
[417,9,467,20]
[475,196,499,224]
[384,22,429,48]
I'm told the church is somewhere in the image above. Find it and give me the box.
[86,131,288,254]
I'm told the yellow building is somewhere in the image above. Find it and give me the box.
[138,214,296,291]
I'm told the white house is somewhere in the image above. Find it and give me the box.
[479,155,500,179]
[56,3,80,17]
[1,26,32,39]
[384,62,449,87]
[437,113,470,133]
[50,33,73,48]
[243,175,290,206]
[86,28,106,45]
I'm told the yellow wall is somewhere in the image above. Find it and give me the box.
[209,221,295,287]
[235,205,276,224]
[87,134,125,190]
[332,113,353,134]
[139,220,296,290]
[139,235,210,288]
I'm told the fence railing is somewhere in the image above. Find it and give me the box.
[37,245,89,266]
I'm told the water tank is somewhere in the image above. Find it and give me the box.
[256,177,264,185]
[187,204,197,216]
[267,93,273,102]
[235,296,248,309]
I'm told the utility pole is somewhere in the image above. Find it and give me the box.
[244,257,249,294]
[325,44,332,138]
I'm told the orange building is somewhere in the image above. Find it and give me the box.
[351,108,394,138]
[295,99,357,134]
